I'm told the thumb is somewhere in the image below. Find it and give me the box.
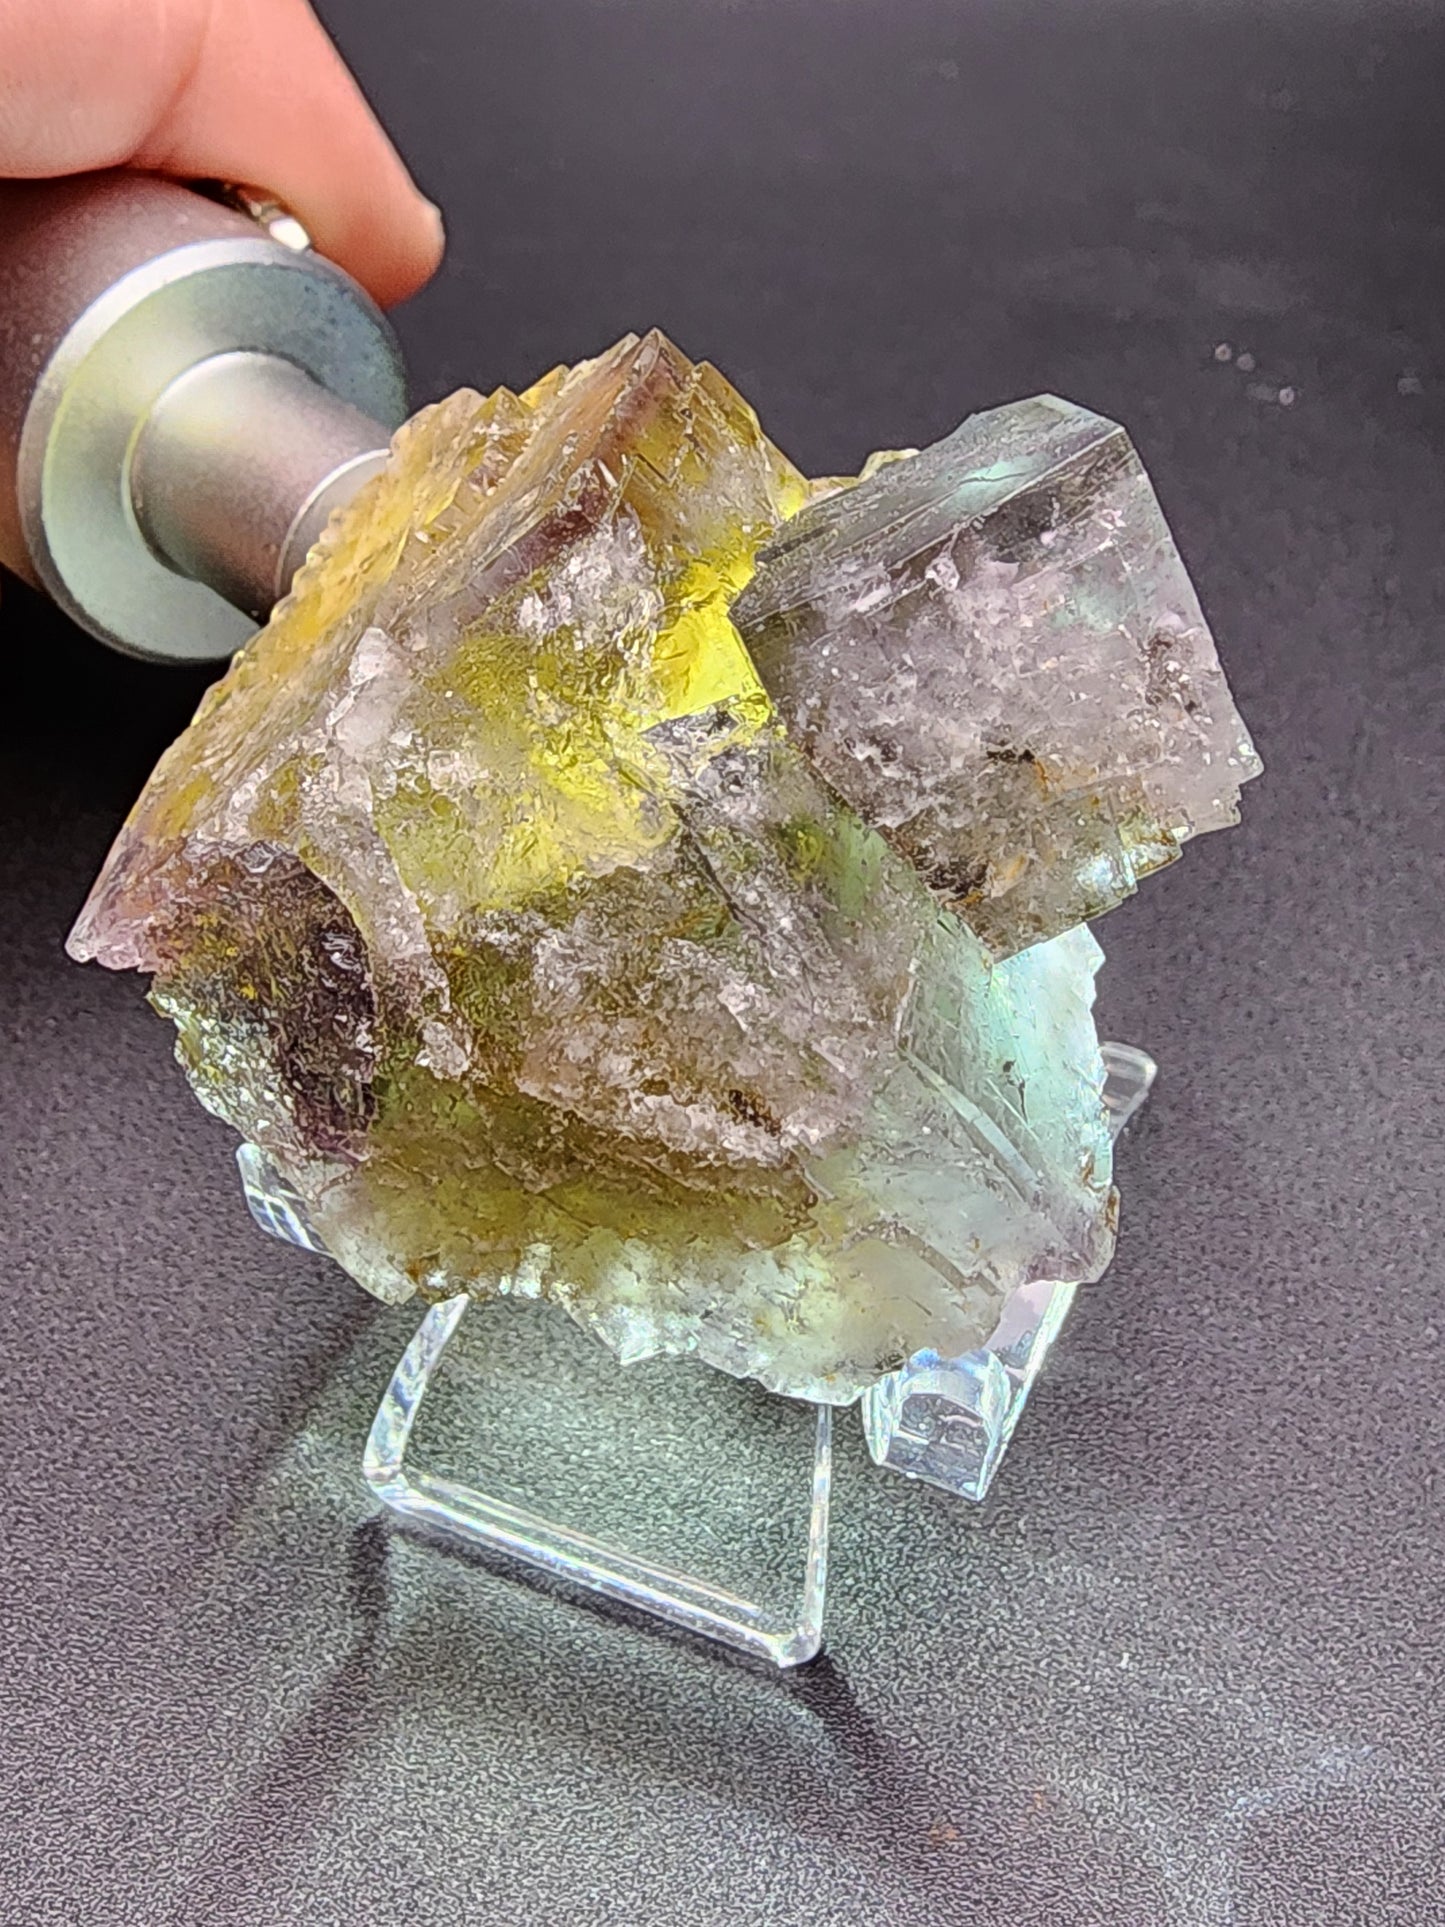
[0,0,444,308]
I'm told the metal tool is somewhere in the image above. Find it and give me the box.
[0,171,407,663]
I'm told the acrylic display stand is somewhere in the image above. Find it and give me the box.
[363,1296,834,1667]
[238,1041,1155,1669]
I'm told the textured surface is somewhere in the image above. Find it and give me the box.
[3,0,1444,1921]
[736,395,1261,955]
[69,335,1123,1401]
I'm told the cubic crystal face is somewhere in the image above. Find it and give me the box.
[734,395,1263,956]
[69,336,1254,1405]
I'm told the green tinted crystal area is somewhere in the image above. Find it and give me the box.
[69,336,1253,1401]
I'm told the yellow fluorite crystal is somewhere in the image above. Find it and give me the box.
[70,333,1129,1400]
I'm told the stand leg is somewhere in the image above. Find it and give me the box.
[362,1296,833,1669]
[1098,1039,1158,1136]
[861,1041,1158,1502]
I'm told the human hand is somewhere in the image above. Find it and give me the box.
[0,0,443,307]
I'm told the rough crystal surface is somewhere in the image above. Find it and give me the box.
[860,1041,1157,1499]
[69,337,1256,1403]
[734,394,1263,956]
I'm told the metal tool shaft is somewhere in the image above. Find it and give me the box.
[130,351,389,621]
[0,172,407,662]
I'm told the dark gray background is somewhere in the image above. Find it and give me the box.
[3,0,1443,1920]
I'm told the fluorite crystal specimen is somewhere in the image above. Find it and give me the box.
[735,395,1262,956]
[69,334,1253,1402]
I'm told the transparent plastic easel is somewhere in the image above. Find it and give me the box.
[239,1042,1155,1669]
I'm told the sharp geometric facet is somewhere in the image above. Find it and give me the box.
[735,396,1262,955]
